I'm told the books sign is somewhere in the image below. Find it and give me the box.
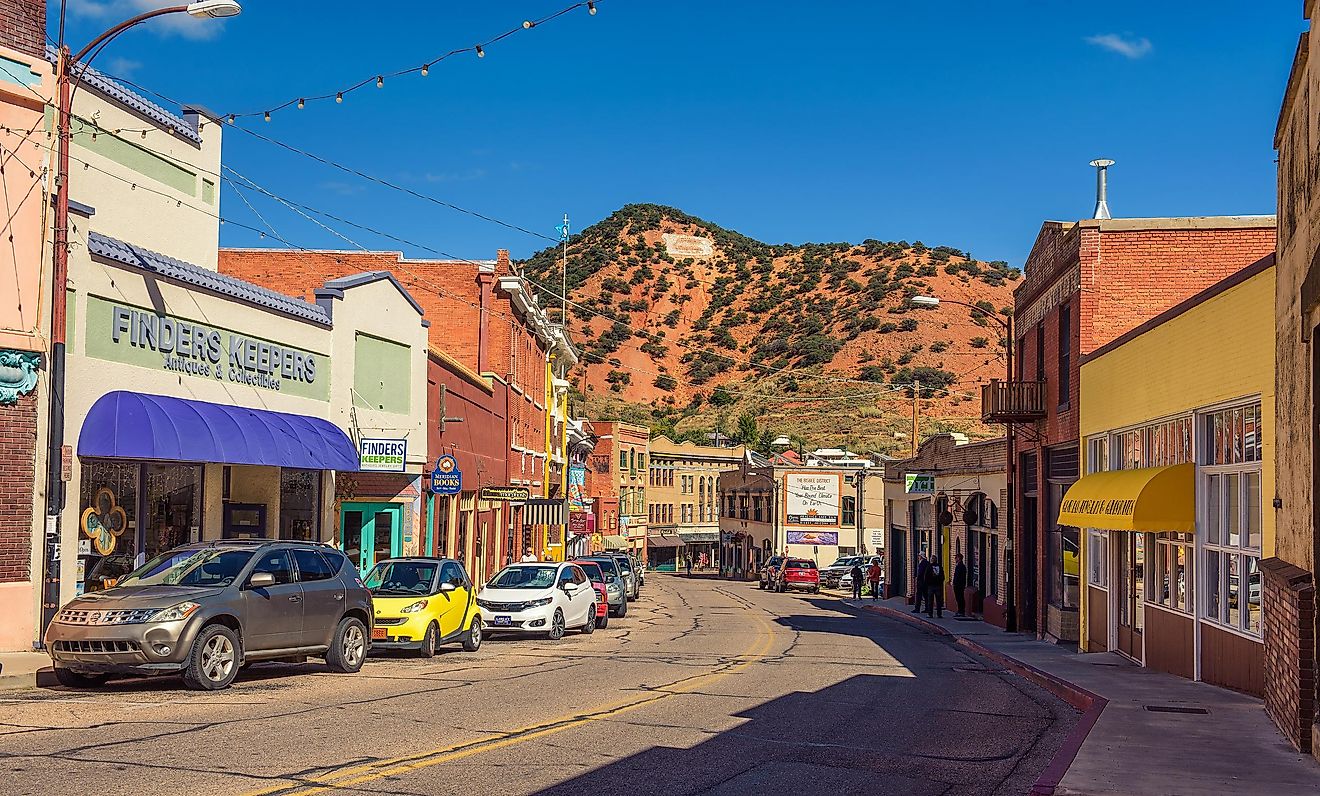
[430,454,462,495]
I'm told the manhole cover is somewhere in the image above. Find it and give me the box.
[1144,705,1209,715]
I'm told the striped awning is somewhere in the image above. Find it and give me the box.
[522,498,566,526]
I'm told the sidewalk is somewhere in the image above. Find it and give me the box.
[0,650,53,691]
[849,594,1320,796]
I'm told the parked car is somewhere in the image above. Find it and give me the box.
[573,559,615,629]
[819,555,868,589]
[759,556,785,590]
[603,552,641,600]
[364,557,481,657]
[476,562,597,639]
[44,540,373,691]
[774,558,820,593]
[578,556,629,617]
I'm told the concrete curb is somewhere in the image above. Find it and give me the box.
[0,668,55,692]
[858,602,1107,796]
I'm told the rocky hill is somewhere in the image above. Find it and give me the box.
[519,204,1021,455]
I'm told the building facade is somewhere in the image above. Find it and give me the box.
[884,435,1008,624]
[646,436,745,571]
[1012,216,1276,643]
[583,421,648,559]
[0,5,52,650]
[1072,257,1274,696]
[1271,0,1320,755]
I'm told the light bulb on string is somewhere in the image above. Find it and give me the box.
[140,130,147,139]
[588,2,596,14]
[523,20,534,28]
[264,111,271,122]
[227,115,235,124]
[376,76,383,88]
[336,92,343,103]
[421,63,429,76]
[475,45,485,58]
[297,98,305,109]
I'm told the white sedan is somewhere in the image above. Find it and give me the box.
[476,562,597,639]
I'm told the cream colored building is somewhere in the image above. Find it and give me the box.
[646,437,745,570]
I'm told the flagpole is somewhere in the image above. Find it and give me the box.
[559,213,570,328]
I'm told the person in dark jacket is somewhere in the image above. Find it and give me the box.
[926,556,945,618]
[952,552,968,617]
[850,562,865,600]
[912,553,930,613]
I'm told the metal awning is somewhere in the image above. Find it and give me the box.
[678,530,719,544]
[645,535,684,548]
[601,535,628,550]
[522,498,566,526]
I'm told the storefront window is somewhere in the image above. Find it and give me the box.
[1153,533,1191,613]
[279,469,322,541]
[78,459,138,593]
[1087,530,1108,587]
[1201,401,1263,636]
[143,463,201,559]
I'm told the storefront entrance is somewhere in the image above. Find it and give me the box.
[1116,532,1144,660]
[340,502,403,572]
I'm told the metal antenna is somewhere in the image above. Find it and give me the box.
[1089,159,1115,220]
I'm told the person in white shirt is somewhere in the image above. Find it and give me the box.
[520,547,537,563]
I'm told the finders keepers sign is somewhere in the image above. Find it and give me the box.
[783,472,841,527]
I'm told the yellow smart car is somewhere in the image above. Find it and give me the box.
[365,557,482,657]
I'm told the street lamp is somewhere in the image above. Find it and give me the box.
[911,295,1019,633]
[41,1,240,634]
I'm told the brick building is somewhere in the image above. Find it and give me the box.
[1010,216,1276,643]
[1271,0,1320,757]
[584,422,649,558]
[0,0,51,650]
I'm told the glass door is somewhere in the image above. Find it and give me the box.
[1116,532,1144,660]
[339,502,403,572]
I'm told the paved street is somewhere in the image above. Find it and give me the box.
[0,577,1076,796]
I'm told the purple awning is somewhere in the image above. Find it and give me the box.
[78,391,359,471]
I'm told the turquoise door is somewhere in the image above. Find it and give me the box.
[340,502,403,572]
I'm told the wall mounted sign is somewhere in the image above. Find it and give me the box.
[359,438,407,472]
[568,512,593,535]
[783,472,841,527]
[430,454,462,495]
[905,474,936,494]
[85,296,329,400]
[567,465,587,511]
[787,530,839,546]
[81,487,127,555]
[481,485,531,502]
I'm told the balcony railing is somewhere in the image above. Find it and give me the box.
[981,379,1047,423]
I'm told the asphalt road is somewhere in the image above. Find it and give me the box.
[0,576,1077,796]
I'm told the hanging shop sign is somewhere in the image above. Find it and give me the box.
[86,296,328,400]
[359,438,407,472]
[783,472,841,527]
[430,454,462,495]
[567,465,587,511]
[905,473,936,494]
[568,512,593,536]
[481,485,531,502]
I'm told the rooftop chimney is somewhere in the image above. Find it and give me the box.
[1089,158,1114,220]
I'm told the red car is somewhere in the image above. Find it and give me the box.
[573,559,611,629]
[775,558,820,593]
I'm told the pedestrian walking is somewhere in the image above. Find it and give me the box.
[521,547,537,563]
[866,559,882,602]
[685,555,693,576]
[913,553,930,613]
[850,562,864,600]
[926,555,945,618]
[952,553,968,617]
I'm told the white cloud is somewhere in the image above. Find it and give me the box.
[103,56,142,78]
[1085,33,1153,59]
[65,0,230,41]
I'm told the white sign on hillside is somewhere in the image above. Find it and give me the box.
[661,233,715,260]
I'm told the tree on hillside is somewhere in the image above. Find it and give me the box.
[736,411,759,445]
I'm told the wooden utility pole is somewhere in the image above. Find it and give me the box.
[911,379,921,456]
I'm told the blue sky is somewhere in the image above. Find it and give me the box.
[53,1,1300,268]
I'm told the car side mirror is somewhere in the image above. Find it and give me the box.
[439,582,457,593]
[605,574,617,583]
[247,572,276,589]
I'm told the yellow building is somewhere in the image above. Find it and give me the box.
[1069,256,1274,696]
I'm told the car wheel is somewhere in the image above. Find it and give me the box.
[53,667,108,689]
[596,612,609,629]
[418,622,439,659]
[182,624,241,691]
[547,609,566,640]
[812,586,820,594]
[580,610,596,635]
[325,617,368,673]
[617,595,628,618]
[462,617,482,652]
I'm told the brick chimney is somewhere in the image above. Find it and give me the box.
[1,1,45,59]
[496,248,511,276]
[477,271,494,374]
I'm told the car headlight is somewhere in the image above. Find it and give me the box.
[526,597,553,609]
[151,601,201,623]
[476,598,492,609]
[400,600,429,614]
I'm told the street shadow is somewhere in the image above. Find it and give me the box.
[528,599,1078,796]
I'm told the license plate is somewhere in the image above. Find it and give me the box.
[492,615,513,627]
[371,627,387,640]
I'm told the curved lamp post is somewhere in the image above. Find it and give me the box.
[42,1,241,635]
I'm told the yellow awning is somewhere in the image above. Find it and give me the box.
[1057,463,1195,533]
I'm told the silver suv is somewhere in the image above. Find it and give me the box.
[44,540,373,691]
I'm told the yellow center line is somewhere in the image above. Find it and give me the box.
[237,611,779,796]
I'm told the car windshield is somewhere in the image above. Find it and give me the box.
[614,557,633,574]
[365,561,439,595]
[118,549,254,588]
[575,562,605,583]
[488,565,558,589]
[829,557,857,568]
[583,558,619,576]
